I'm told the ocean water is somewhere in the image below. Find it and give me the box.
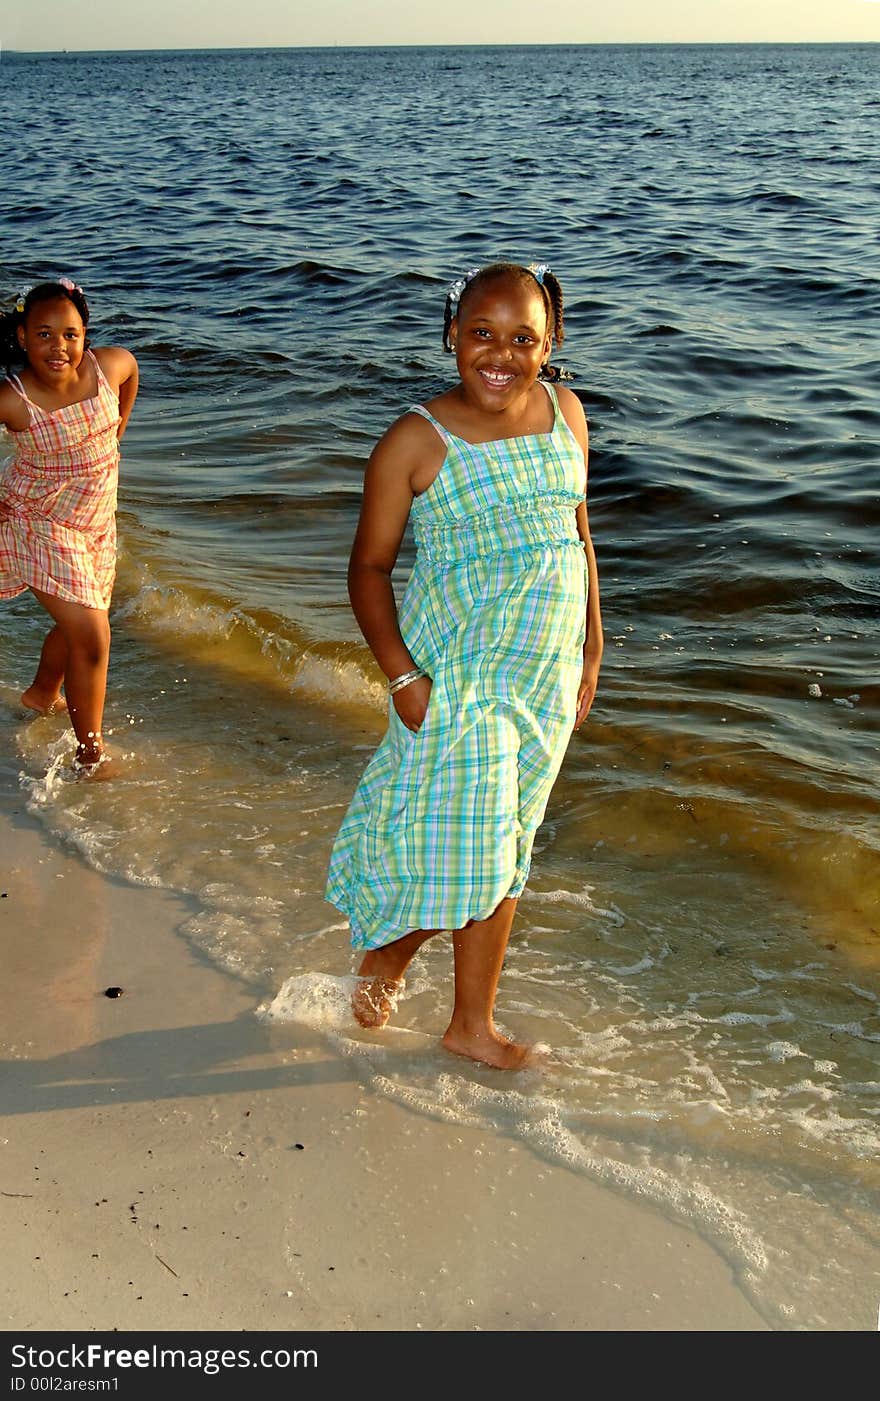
[1,43,878,1330]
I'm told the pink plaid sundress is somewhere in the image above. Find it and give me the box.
[0,351,121,610]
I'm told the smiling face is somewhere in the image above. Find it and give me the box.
[451,273,552,414]
[17,296,87,387]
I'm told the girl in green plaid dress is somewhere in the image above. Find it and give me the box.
[327,263,603,1069]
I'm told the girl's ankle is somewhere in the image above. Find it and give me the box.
[74,737,104,768]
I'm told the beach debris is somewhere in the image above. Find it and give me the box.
[807,683,822,698]
[103,986,125,998]
[155,1254,179,1278]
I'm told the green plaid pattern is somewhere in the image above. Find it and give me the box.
[327,383,588,950]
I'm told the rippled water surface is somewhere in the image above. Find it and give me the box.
[1,44,879,1329]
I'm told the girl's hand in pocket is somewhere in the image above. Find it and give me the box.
[393,676,432,732]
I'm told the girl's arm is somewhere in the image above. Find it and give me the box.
[0,382,27,520]
[558,387,604,729]
[575,497,603,727]
[348,414,443,732]
[0,379,28,433]
[96,348,139,439]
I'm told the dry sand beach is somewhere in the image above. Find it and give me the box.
[0,783,767,1334]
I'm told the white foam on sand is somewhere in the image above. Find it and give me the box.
[523,883,626,925]
[258,970,365,1030]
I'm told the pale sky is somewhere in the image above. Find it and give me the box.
[2,0,878,52]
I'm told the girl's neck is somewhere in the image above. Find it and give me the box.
[19,352,96,412]
[435,379,553,443]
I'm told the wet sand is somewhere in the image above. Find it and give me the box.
[0,789,767,1332]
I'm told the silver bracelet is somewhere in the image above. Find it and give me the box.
[389,667,426,695]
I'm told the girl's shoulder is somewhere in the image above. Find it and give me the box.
[376,403,448,453]
[0,374,30,433]
[366,406,447,497]
[93,345,138,392]
[553,382,586,421]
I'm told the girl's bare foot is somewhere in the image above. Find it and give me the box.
[441,1026,541,1070]
[21,686,67,716]
[351,975,405,1029]
[350,928,435,1029]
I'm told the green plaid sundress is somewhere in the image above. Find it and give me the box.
[326,381,588,950]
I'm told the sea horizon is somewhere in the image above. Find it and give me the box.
[4,38,879,55]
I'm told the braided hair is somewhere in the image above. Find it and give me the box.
[442,262,566,381]
[1,281,91,373]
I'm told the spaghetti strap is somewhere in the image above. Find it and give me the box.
[408,403,451,447]
[5,374,28,402]
[88,349,110,390]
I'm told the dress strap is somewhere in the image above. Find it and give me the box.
[5,373,29,402]
[541,378,560,418]
[88,349,110,392]
[408,404,451,447]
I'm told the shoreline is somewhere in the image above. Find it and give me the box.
[0,778,768,1332]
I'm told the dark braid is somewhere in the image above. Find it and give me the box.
[441,289,457,354]
[442,262,566,356]
[540,270,565,348]
[1,281,91,372]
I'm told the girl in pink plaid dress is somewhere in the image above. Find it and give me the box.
[0,280,138,774]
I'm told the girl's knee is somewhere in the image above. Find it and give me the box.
[69,617,111,665]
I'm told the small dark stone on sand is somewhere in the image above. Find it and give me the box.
[104,986,125,998]
[294,1143,305,1150]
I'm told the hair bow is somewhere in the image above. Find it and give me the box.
[7,284,32,314]
[446,267,481,314]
